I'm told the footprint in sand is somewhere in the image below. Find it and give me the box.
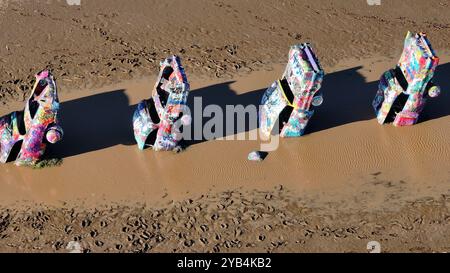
[81,219,91,228]
[90,230,98,238]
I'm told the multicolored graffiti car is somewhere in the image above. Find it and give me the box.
[133,55,191,151]
[259,43,325,137]
[0,70,63,166]
[373,31,441,126]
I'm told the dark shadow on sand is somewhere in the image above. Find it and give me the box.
[186,66,381,146]
[305,61,450,134]
[47,89,136,159]
[304,66,377,134]
[418,62,450,123]
[47,82,267,158]
[47,62,450,157]
[184,81,265,147]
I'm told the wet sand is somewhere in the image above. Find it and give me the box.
[0,56,449,253]
[1,55,449,211]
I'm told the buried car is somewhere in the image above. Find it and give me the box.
[373,31,441,126]
[133,55,191,151]
[259,43,325,138]
[0,70,63,166]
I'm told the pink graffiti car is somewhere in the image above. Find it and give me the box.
[133,56,191,151]
[0,70,63,166]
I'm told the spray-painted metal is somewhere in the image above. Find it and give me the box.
[0,70,63,166]
[133,56,191,151]
[373,32,441,126]
[260,44,325,137]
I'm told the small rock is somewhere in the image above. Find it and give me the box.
[264,225,272,231]
[247,151,268,162]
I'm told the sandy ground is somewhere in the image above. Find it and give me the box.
[1,0,450,102]
[0,0,449,253]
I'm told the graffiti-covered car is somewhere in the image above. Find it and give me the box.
[373,32,441,126]
[259,43,325,138]
[0,70,63,166]
[133,55,191,151]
